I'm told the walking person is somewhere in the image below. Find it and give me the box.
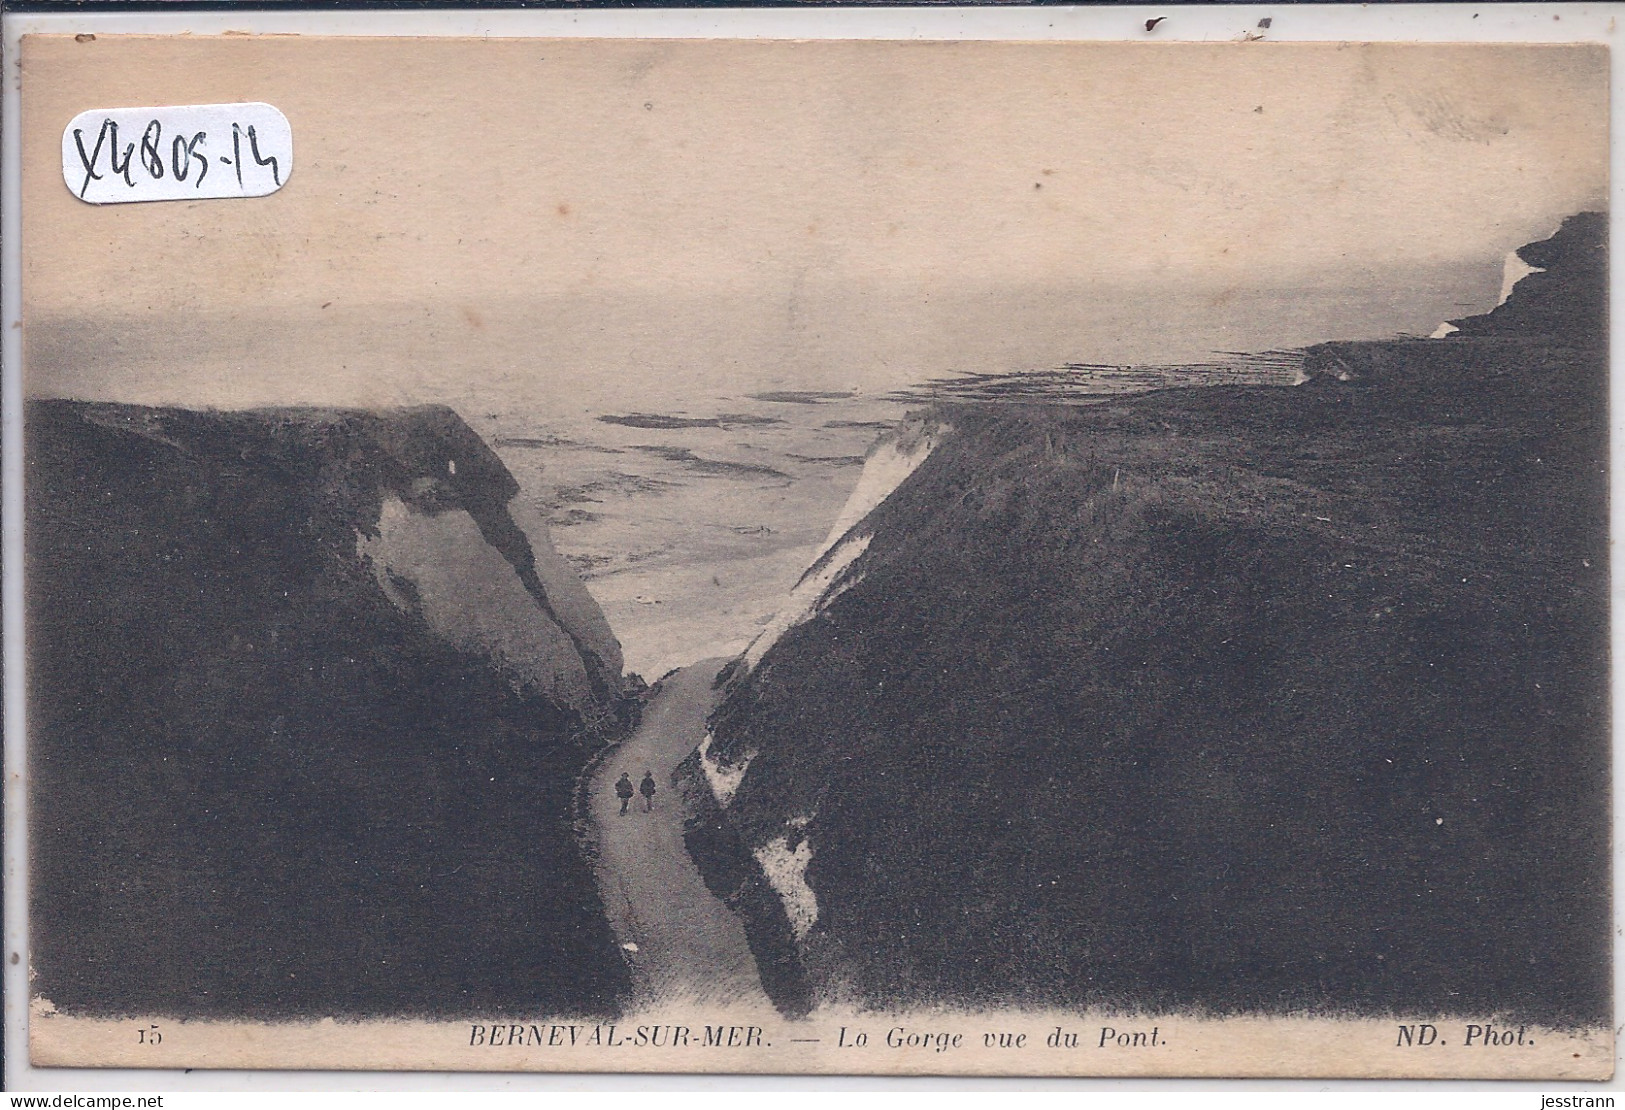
[640,770,657,812]
[615,772,634,815]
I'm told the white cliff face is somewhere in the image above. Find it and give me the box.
[742,533,871,671]
[739,415,950,673]
[1430,247,1547,339]
[357,496,595,706]
[697,732,753,807]
[814,417,948,562]
[754,828,818,941]
[1498,248,1546,306]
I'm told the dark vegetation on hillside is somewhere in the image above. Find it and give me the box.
[710,217,1609,1024]
[28,401,631,1018]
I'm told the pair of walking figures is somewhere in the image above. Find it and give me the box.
[616,770,657,814]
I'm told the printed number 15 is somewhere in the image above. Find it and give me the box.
[136,1024,162,1045]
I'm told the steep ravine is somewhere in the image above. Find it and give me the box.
[585,663,775,1013]
[26,215,1608,1026]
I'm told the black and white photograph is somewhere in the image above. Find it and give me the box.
[11,28,1613,1078]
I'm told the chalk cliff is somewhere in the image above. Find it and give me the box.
[736,412,951,675]
[701,221,1610,1023]
[27,401,632,1018]
[1449,211,1606,340]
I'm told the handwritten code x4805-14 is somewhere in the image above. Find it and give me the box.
[62,102,292,204]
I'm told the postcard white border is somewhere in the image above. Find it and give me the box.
[3,3,1622,1096]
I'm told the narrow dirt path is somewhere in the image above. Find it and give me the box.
[589,660,772,1012]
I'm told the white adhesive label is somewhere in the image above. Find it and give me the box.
[62,102,292,204]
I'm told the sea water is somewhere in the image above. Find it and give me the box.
[486,390,906,680]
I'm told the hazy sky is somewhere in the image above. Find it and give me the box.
[20,36,1608,405]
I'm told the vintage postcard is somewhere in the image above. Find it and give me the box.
[12,31,1613,1078]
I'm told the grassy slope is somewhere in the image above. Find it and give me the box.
[710,339,1608,1023]
[27,401,631,1019]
